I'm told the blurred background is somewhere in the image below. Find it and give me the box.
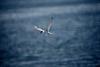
[0,0,100,67]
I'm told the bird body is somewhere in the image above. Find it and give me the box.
[34,25,53,34]
[34,17,54,35]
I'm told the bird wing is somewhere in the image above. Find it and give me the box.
[34,26,45,32]
[47,22,52,32]
[47,17,54,32]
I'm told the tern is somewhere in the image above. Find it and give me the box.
[34,17,54,35]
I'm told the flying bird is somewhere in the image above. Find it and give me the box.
[34,17,54,35]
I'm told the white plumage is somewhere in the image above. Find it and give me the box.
[34,17,54,35]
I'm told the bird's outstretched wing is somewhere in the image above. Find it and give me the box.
[34,26,45,32]
[47,22,52,32]
[47,16,54,32]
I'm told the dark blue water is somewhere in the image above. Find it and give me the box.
[0,0,100,67]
